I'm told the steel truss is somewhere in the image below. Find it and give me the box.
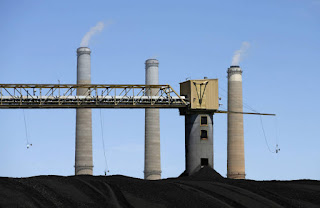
[0,84,188,109]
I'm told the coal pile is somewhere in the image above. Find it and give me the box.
[1,167,320,208]
[178,166,224,181]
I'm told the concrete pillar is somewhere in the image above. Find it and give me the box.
[144,59,161,180]
[75,47,93,175]
[185,114,213,176]
[227,65,245,179]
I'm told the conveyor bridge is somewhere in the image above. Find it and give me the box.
[0,84,188,109]
[0,84,276,116]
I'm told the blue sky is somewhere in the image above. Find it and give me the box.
[0,0,319,180]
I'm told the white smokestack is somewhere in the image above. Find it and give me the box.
[231,42,250,66]
[80,21,105,47]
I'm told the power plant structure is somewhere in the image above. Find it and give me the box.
[179,79,219,176]
[227,66,245,179]
[144,59,161,180]
[0,47,275,179]
[75,47,93,175]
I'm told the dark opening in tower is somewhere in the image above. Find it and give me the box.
[200,116,208,126]
[201,158,208,166]
[200,130,208,140]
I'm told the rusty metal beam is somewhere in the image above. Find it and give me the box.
[215,110,276,116]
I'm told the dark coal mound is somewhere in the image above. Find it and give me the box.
[1,168,320,208]
[179,166,224,181]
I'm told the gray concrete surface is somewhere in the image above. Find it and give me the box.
[185,114,213,175]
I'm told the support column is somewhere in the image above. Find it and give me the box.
[227,65,245,179]
[185,114,213,176]
[144,59,161,180]
[75,47,93,175]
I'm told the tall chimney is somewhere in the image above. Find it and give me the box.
[227,65,245,179]
[144,59,161,180]
[75,47,93,175]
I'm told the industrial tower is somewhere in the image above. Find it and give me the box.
[227,65,245,179]
[75,47,93,175]
[144,59,161,180]
[180,79,219,176]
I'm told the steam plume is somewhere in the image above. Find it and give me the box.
[80,21,105,47]
[231,42,250,66]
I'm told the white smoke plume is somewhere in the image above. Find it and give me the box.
[231,41,250,66]
[80,21,105,47]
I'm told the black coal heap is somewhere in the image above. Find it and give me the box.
[1,168,319,208]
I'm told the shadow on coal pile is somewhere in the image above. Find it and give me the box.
[1,166,320,208]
